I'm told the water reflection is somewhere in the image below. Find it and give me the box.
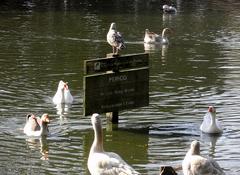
[26,137,49,160]
[55,103,72,116]
[200,132,221,157]
[144,43,168,57]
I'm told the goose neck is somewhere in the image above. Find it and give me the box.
[91,122,104,152]
[162,28,167,38]
[210,112,216,125]
[39,121,49,136]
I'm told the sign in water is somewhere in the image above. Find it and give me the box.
[83,53,149,116]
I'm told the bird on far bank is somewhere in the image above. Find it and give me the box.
[144,28,171,45]
[107,22,125,55]
[162,5,177,14]
[23,113,50,137]
[53,80,73,105]
[88,113,140,175]
[182,140,225,175]
[200,106,223,134]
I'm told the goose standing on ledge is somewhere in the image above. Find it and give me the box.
[107,22,125,55]
[163,5,177,14]
[24,113,50,137]
[182,140,225,175]
[200,106,223,134]
[144,28,171,45]
[53,80,73,105]
[88,113,140,175]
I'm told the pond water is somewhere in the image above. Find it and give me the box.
[1,0,240,174]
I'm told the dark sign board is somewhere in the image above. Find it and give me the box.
[83,53,149,116]
[83,67,149,116]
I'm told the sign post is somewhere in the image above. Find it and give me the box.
[83,53,149,123]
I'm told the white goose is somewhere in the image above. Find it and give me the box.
[107,22,125,55]
[144,28,171,45]
[200,106,223,134]
[182,140,225,175]
[53,80,73,105]
[24,113,50,137]
[162,5,177,14]
[88,113,140,175]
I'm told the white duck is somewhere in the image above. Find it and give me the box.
[144,28,171,45]
[88,113,140,175]
[182,140,225,175]
[200,106,223,134]
[162,5,177,14]
[107,22,125,55]
[53,80,73,105]
[24,113,50,137]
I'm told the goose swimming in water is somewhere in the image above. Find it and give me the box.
[53,80,73,105]
[182,140,225,175]
[200,106,223,134]
[107,22,125,55]
[144,28,171,45]
[24,113,50,137]
[163,5,177,14]
[88,113,140,175]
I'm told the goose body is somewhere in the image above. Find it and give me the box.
[182,140,225,175]
[88,113,140,175]
[24,114,50,137]
[163,5,177,13]
[200,106,223,134]
[53,80,73,105]
[107,23,125,54]
[144,28,170,45]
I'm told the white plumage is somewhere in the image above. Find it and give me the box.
[144,28,171,45]
[24,113,50,137]
[88,113,140,175]
[200,106,223,134]
[53,80,73,105]
[182,140,225,175]
[107,22,125,54]
[163,5,177,13]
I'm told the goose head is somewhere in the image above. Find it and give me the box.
[208,106,216,114]
[57,80,67,91]
[208,106,217,124]
[26,113,36,122]
[41,113,50,124]
[109,22,116,30]
[190,140,200,155]
[91,113,102,129]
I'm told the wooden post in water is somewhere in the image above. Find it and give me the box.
[159,166,178,175]
[106,53,119,123]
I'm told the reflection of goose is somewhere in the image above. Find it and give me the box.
[88,113,140,175]
[144,43,168,57]
[24,114,50,137]
[144,28,171,45]
[107,22,125,54]
[200,132,220,155]
[53,80,73,105]
[200,106,223,134]
[182,140,225,175]
[163,5,177,13]
[26,137,49,160]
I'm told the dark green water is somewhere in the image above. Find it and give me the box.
[1,0,240,174]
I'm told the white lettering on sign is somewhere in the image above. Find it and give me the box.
[109,75,127,82]
[101,101,135,109]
